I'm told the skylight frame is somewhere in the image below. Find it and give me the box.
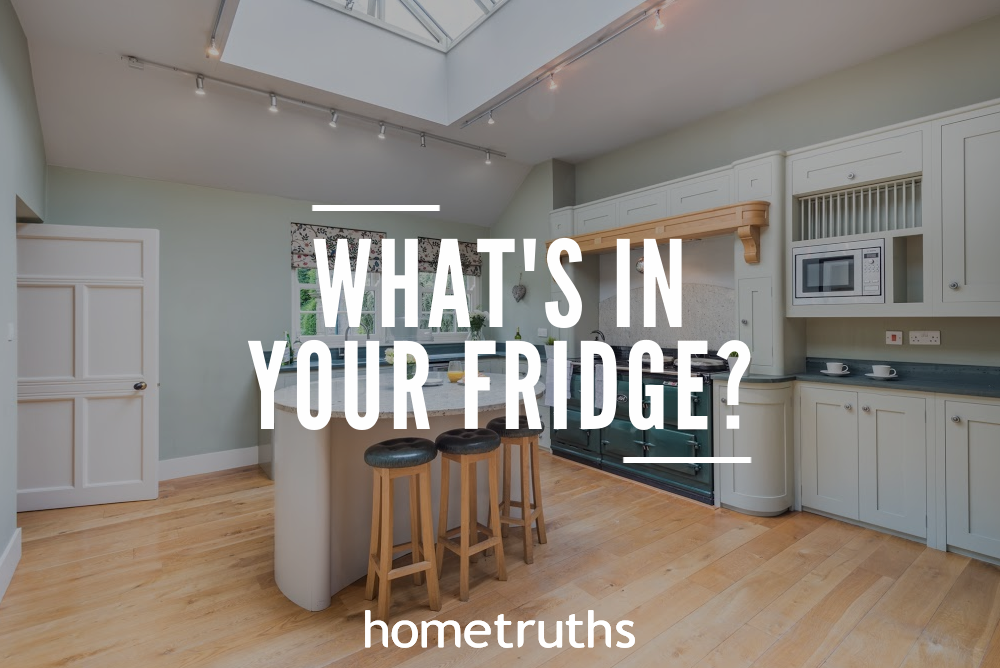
[308,0,510,52]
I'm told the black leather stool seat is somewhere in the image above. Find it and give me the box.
[435,428,501,455]
[486,415,545,439]
[364,437,438,468]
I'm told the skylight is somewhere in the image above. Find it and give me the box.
[310,0,509,51]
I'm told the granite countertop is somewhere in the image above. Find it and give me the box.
[274,371,544,418]
[712,358,1000,399]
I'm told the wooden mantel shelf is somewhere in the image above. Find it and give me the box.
[547,200,770,264]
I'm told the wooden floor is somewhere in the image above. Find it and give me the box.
[2,453,1000,668]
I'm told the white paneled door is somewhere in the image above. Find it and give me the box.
[16,225,159,511]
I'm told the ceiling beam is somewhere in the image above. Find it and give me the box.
[401,0,451,44]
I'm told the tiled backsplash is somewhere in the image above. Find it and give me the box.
[598,283,736,351]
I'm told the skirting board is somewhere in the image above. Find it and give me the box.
[0,528,22,604]
[159,446,259,481]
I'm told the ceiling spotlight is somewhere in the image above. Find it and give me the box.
[487,110,495,125]
[548,73,558,90]
[195,75,206,95]
[378,122,386,139]
[484,150,492,165]
[268,93,279,112]
[654,9,665,30]
[420,133,426,148]
[329,110,338,128]
[207,38,220,57]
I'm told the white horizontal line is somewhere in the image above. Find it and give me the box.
[623,457,753,464]
[311,205,441,212]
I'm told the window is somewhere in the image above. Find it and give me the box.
[292,268,380,344]
[418,272,480,341]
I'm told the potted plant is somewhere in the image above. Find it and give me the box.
[545,337,556,360]
[727,350,739,371]
[384,348,418,379]
[469,309,488,341]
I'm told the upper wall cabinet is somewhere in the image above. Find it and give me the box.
[791,131,922,196]
[669,174,732,215]
[940,110,1000,305]
[550,209,572,240]
[573,201,618,235]
[618,188,668,226]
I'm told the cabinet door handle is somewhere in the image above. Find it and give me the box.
[862,405,870,412]
[844,403,853,411]
[601,440,610,446]
[720,397,727,404]
[949,282,960,290]
[847,171,856,180]
[951,415,961,423]
[741,319,749,325]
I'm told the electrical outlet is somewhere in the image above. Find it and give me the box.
[885,331,903,345]
[909,330,941,345]
[537,328,547,339]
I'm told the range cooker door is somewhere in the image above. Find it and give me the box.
[551,408,600,456]
[644,427,708,479]
[600,417,644,461]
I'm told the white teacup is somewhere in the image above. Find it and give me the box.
[826,362,849,373]
[872,364,897,378]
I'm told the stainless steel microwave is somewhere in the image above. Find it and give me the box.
[793,238,884,305]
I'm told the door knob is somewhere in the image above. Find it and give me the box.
[844,403,853,411]
[949,282,960,290]
[134,381,148,391]
[862,405,870,412]
[741,319,749,325]
[720,397,727,404]
[951,415,961,423]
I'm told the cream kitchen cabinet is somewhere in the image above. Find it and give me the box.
[945,399,1000,560]
[800,384,927,538]
[668,174,732,215]
[857,392,927,537]
[573,200,617,235]
[618,188,668,225]
[800,386,860,520]
[940,110,1000,306]
[790,130,922,195]
[550,209,573,239]
[717,383,793,516]
[737,277,774,370]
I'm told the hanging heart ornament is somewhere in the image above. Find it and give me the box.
[511,272,527,302]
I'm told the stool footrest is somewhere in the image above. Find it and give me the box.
[438,535,502,557]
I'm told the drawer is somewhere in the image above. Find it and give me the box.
[573,201,618,234]
[792,131,922,195]
[618,188,668,225]
[669,174,732,215]
[550,210,572,239]
[736,162,773,201]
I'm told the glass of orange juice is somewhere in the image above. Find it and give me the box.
[447,360,465,383]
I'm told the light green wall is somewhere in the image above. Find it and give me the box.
[1,0,46,560]
[807,319,1000,367]
[575,15,1000,203]
[488,161,555,343]
[44,167,488,461]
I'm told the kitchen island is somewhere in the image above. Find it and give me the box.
[271,371,543,611]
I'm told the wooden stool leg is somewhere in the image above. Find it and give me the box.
[365,469,380,601]
[409,473,423,586]
[531,437,547,545]
[519,438,534,564]
[376,472,394,620]
[436,458,450,576]
[459,459,471,602]
[418,465,441,611]
[501,442,511,538]
[468,460,479,564]
[488,450,507,581]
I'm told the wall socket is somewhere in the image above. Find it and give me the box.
[885,331,903,345]
[909,330,941,345]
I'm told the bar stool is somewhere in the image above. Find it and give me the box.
[364,437,441,620]
[487,416,547,564]
[435,428,506,602]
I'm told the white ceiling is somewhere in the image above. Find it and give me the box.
[12,0,1000,226]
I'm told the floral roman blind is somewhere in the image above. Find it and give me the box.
[417,238,481,277]
[290,223,386,273]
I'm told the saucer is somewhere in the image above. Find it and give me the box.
[865,373,899,381]
[820,370,851,376]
